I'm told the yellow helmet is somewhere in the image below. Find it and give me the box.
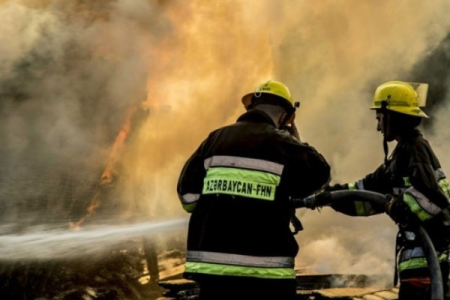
[242,80,298,110]
[371,81,429,118]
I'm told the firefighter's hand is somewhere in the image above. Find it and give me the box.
[385,194,420,227]
[384,194,398,222]
[286,121,301,141]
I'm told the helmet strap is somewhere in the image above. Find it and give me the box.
[381,100,389,165]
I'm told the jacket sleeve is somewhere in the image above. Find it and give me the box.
[389,142,450,224]
[177,139,208,213]
[329,165,389,216]
[284,141,331,198]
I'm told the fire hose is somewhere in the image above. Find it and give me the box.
[293,190,444,300]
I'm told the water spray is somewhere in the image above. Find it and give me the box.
[0,218,189,261]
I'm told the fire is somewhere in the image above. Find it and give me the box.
[100,106,137,186]
[69,191,101,229]
[70,105,142,229]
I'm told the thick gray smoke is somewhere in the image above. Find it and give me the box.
[1,0,450,282]
[0,1,157,225]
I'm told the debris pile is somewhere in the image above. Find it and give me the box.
[0,239,185,300]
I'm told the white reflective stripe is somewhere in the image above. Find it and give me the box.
[204,156,284,175]
[405,231,416,241]
[393,187,408,196]
[401,246,424,261]
[187,250,294,268]
[399,246,448,261]
[181,193,200,204]
[435,168,446,181]
[405,187,442,216]
[204,157,212,170]
[356,179,365,190]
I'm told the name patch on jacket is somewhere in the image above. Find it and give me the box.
[203,178,275,200]
[202,167,280,201]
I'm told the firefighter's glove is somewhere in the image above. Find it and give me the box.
[385,194,420,227]
[302,194,316,209]
[385,194,399,223]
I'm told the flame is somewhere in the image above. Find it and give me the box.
[69,191,101,230]
[100,106,137,186]
[70,105,141,229]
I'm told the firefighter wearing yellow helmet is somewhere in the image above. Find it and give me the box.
[241,80,299,111]
[177,79,330,299]
[241,80,301,132]
[371,81,429,118]
[321,80,450,300]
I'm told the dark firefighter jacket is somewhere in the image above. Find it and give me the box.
[177,109,331,280]
[330,129,450,281]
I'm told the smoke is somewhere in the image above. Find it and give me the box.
[405,32,450,170]
[1,0,450,282]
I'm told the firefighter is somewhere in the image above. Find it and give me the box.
[177,80,331,300]
[325,81,450,300]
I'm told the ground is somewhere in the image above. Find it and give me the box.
[0,238,185,300]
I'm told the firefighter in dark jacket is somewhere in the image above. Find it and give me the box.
[177,80,331,300]
[326,81,450,300]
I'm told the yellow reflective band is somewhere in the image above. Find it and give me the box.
[402,177,411,187]
[184,261,296,279]
[182,203,196,213]
[399,257,428,272]
[403,193,433,221]
[202,167,280,200]
[354,201,367,216]
[399,252,448,273]
[346,183,377,215]
[348,183,357,190]
[438,178,450,202]
[347,183,369,215]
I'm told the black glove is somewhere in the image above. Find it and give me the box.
[301,194,317,209]
[384,194,396,221]
[384,194,420,227]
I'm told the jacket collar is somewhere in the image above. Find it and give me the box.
[398,128,422,143]
[236,109,276,127]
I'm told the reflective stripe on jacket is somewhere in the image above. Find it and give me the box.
[177,109,331,280]
[330,129,450,279]
[185,250,295,279]
[398,245,449,274]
